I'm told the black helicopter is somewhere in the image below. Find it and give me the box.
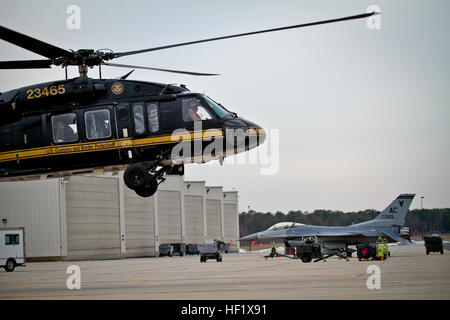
[0,12,376,197]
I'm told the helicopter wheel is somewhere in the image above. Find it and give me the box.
[135,178,158,198]
[124,163,150,190]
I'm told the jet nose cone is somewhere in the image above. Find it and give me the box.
[238,232,259,241]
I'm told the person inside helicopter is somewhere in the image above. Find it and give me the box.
[187,99,201,121]
[52,114,78,143]
[182,98,214,122]
[85,109,111,139]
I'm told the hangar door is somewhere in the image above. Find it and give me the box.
[125,188,155,257]
[206,199,222,240]
[224,203,238,251]
[184,195,204,244]
[158,191,182,244]
[66,176,121,260]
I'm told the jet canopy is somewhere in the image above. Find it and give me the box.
[267,222,304,231]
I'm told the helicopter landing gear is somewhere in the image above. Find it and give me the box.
[123,162,171,198]
[135,178,158,197]
[123,163,150,190]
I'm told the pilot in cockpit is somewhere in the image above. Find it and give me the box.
[188,99,201,121]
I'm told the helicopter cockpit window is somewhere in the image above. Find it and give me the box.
[52,113,78,144]
[203,95,231,119]
[182,98,213,122]
[147,103,159,133]
[85,109,112,140]
[132,103,145,134]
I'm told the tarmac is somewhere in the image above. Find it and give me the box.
[0,242,449,300]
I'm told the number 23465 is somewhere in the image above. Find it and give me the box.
[26,85,66,99]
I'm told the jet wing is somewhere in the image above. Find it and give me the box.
[381,231,409,245]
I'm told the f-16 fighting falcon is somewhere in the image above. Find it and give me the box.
[239,194,415,258]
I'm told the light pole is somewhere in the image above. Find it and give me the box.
[421,196,424,210]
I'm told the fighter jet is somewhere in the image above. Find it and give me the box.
[239,194,415,256]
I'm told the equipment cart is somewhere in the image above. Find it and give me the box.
[424,234,444,255]
[170,243,186,256]
[199,241,222,263]
[295,238,321,263]
[186,244,199,255]
[357,243,377,261]
[159,244,174,257]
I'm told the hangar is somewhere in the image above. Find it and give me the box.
[0,174,239,260]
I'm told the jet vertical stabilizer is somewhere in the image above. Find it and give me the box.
[351,194,415,227]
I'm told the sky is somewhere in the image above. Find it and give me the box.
[0,0,449,213]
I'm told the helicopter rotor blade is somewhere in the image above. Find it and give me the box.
[114,12,378,58]
[103,62,219,76]
[0,25,72,60]
[0,59,53,69]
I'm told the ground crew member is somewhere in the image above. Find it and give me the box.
[376,237,384,260]
[382,238,389,259]
[270,241,277,257]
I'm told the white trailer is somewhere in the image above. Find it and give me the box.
[0,227,25,272]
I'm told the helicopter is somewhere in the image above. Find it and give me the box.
[0,12,377,197]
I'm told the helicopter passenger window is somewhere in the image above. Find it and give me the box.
[147,103,159,133]
[52,113,78,143]
[85,109,112,140]
[182,98,213,122]
[132,104,145,134]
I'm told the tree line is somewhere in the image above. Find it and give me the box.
[239,208,450,237]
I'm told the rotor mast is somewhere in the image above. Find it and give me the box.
[78,64,88,77]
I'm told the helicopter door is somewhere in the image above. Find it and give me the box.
[116,103,131,138]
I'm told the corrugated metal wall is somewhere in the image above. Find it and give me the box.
[124,187,155,257]
[205,199,222,240]
[158,190,181,244]
[224,203,238,251]
[0,175,240,259]
[66,176,121,260]
[0,179,63,258]
[184,195,204,244]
